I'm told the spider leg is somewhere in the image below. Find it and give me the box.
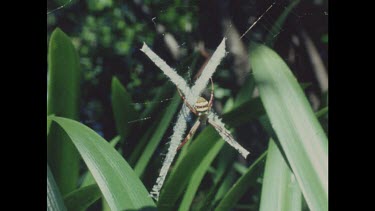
[208,78,214,110]
[177,88,198,115]
[177,120,201,151]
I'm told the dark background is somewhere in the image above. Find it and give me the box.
[47,0,328,142]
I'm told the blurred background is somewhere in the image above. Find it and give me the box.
[47,0,327,209]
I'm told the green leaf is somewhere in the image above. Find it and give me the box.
[47,28,81,195]
[265,0,301,46]
[158,98,263,210]
[47,114,55,135]
[194,146,237,211]
[250,43,328,211]
[177,132,226,211]
[80,135,121,188]
[209,168,236,209]
[47,164,67,211]
[134,92,180,176]
[215,151,267,210]
[64,184,102,211]
[111,77,138,142]
[49,116,156,210]
[259,140,302,211]
[158,126,225,210]
[233,162,248,175]
[316,107,328,119]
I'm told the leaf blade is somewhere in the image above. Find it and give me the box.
[50,116,155,210]
[215,151,267,210]
[111,76,138,142]
[64,184,102,211]
[259,140,302,211]
[250,43,328,211]
[47,164,67,211]
[47,28,81,195]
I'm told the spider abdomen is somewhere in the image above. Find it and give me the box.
[195,97,209,113]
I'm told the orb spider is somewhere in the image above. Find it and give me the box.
[176,77,237,150]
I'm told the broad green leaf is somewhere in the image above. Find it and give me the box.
[47,28,81,195]
[47,164,67,211]
[111,76,138,142]
[250,43,328,211]
[79,136,121,211]
[134,92,180,176]
[49,116,155,210]
[158,98,263,210]
[265,0,301,46]
[80,135,121,188]
[215,151,267,210]
[64,184,101,211]
[259,140,302,211]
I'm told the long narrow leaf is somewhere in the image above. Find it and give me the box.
[47,28,81,195]
[49,116,155,210]
[250,43,328,211]
[64,184,102,211]
[215,151,267,210]
[177,133,225,211]
[47,164,67,211]
[259,140,302,211]
[111,77,138,142]
[80,136,121,188]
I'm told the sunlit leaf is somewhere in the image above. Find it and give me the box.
[49,116,156,210]
[250,43,328,211]
[47,164,67,211]
[47,28,81,195]
[259,140,302,211]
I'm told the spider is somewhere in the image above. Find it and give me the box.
[176,77,237,150]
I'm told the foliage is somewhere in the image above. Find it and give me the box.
[47,0,328,210]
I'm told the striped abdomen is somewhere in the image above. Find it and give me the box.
[195,97,209,113]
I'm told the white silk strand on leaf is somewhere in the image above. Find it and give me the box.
[140,43,192,98]
[208,112,250,158]
[141,38,245,201]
